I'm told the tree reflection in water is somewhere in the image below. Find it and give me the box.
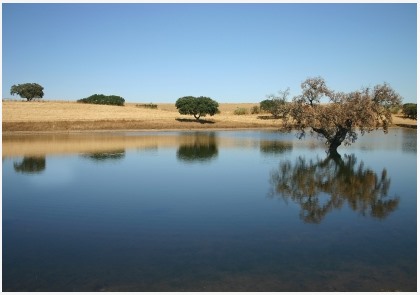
[177,132,218,163]
[13,157,46,174]
[260,140,293,156]
[81,150,125,162]
[270,154,399,223]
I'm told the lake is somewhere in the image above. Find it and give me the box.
[2,128,417,291]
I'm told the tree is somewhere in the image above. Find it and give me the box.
[260,88,290,118]
[10,83,44,101]
[284,77,402,155]
[402,103,417,120]
[175,96,219,120]
[270,154,399,223]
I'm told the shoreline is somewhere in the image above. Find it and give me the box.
[2,120,416,135]
[2,120,283,133]
[2,101,416,134]
[1,126,281,135]
[2,125,414,136]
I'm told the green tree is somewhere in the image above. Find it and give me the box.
[260,88,290,118]
[77,94,125,106]
[10,83,44,101]
[175,96,219,120]
[402,103,417,120]
[284,77,402,155]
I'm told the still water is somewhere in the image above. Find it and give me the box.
[2,129,417,291]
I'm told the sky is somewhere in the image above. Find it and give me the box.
[1,3,417,103]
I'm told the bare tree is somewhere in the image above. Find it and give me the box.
[284,77,402,155]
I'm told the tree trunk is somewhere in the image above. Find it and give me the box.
[194,114,201,120]
[328,126,349,155]
[312,120,352,156]
[328,141,341,156]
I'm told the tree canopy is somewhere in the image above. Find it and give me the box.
[402,103,417,120]
[284,77,402,155]
[10,83,44,101]
[175,96,219,120]
[260,88,290,118]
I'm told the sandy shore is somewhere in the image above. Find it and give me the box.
[2,100,416,133]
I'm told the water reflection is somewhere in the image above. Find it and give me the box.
[401,128,417,153]
[176,132,218,163]
[260,140,292,155]
[81,150,126,162]
[2,130,416,291]
[270,154,399,223]
[13,156,46,174]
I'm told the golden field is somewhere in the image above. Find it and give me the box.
[2,100,416,133]
[2,101,280,132]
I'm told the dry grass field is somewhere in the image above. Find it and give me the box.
[2,101,279,132]
[2,100,416,133]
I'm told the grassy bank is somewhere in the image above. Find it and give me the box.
[2,100,416,132]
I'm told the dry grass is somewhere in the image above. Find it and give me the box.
[2,101,277,132]
[2,100,416,132]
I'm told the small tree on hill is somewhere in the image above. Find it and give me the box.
[402,103,417,120]
[260,88,290,118]
[284,76,402,155]
[175,96,219,120]
[10,83,44,101]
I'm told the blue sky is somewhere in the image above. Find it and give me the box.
[2,3,417,103]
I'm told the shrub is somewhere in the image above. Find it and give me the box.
[260,89,290,118]
[136,103,158,109]
[390,105,401,114]
[260,99,275,113]
[402,103,417,120]
[234,107,248,115]
[250,105,260,114]
[260,98,288,118]
[77,94,125,106]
